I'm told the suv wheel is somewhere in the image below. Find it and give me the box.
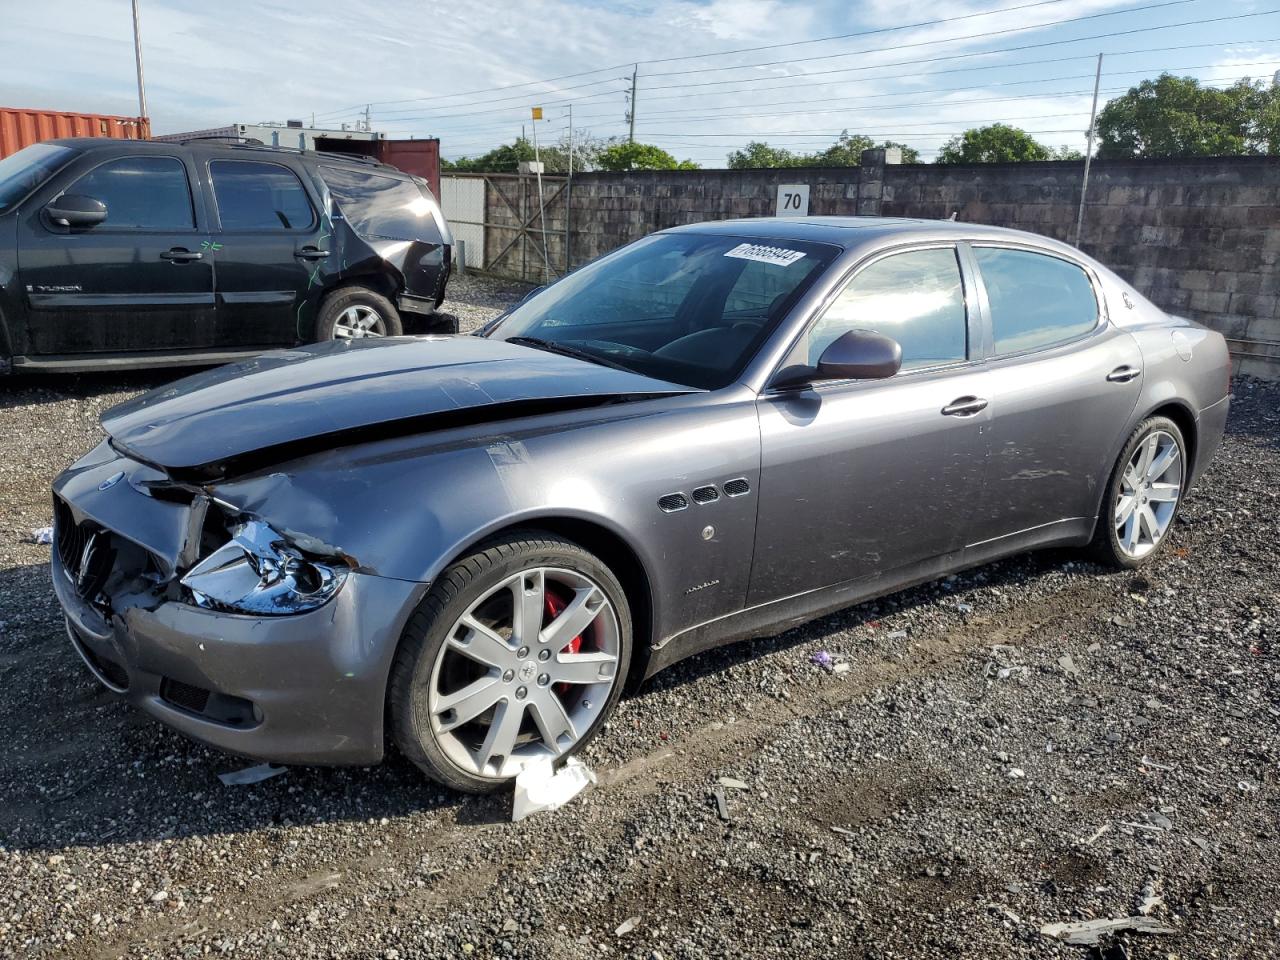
[316,286,403,340]
[388,531,631,794]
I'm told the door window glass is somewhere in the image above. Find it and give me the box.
[65,156,193,230]
[975,247,1098,355]
[210,160,315,230]
[802,247,967,370]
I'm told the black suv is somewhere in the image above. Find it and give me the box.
[0,138,455,373]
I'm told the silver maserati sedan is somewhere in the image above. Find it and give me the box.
[50,217,1230,793]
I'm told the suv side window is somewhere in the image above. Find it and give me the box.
[975,247,1099,355]
[209,160,314,231]
[65,156,194,230]
[800,247,968,370]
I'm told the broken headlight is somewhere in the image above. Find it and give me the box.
[180,520,348,615]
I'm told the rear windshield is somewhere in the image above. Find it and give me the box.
[319,164,440,242]
[0,143,78,211]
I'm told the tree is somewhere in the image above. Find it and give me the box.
[936,123,1053,163]
[595,141,697,171]
[442,137,536,174]
[1096,73,1280,158]
[728,132,921,168]
[727,141,802,168]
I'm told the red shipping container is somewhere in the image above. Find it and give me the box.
[0,107,151,159]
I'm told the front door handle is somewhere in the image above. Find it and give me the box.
[160,248,202,262]
[941,396,989,417]
[1107,365,1142,383]
[294,247,330,261]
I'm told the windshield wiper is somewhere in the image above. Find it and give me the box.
[505,336,634,373]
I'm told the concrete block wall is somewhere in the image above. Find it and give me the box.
[474,154,1280,380]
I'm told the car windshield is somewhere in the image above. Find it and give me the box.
[0,143,77,212]
[487,232,837,390]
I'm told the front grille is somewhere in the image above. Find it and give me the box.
[692,484,720,505]
[53,497,89,577]
[161,677,211,715]
[53,496,115,601]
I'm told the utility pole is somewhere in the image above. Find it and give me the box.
[1074,52,1103,249]
[628,64,638,143]
[131,0,148,120]
[567,104,574,178]
[362,105,372,133]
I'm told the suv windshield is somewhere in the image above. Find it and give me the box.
[488,233,836,389]
[0,143,78,212]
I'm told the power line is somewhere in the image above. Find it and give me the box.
[311,0,1091,118]
[636,10,1280,94]
[642,0,1194,79]
[362,28,1279,129]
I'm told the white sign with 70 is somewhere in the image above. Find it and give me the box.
[775,184,810,217]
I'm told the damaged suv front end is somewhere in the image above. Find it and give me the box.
[51,439,422,763]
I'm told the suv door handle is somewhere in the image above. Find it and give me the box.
[160,248,202,262]
[941,396,989,417]
[294,247,330,260]
[1107,365,1141,383]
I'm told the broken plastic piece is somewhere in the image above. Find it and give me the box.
[30,526,53,545]
[1040,916,1177,945]
[810,650,834,671]
[217,762,287,786]
[614,916,639,937]
[511,756,595,821]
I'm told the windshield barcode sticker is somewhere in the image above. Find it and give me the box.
[723,243,806,267]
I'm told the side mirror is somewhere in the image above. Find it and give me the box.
[45,195,107,228]
[815,329,902,381]
[772,329,903,389]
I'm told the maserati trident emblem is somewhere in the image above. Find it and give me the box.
[98,470,125,491]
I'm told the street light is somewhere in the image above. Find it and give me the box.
[132,0,148,119]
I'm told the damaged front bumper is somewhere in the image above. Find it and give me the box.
[50,446,423,766]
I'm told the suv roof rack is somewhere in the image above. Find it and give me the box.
[174,139,396,171]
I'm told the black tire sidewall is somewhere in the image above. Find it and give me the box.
[315,286,403,341]
[1094,416,1186,569]
[389,532,632,794]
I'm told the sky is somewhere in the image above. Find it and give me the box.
[2,0,1277,164]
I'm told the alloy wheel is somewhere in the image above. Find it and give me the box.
[426,567,620,780]
[332,304,386,339]
[1114,429,1182,559]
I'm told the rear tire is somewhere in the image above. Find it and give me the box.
[315,286,403,340]
[388,531,631,794]
[1090,415,1187,568]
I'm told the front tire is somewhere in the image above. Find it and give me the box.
[1090,416,1187,568]
[388,531,631,794]
[315,286,403,341]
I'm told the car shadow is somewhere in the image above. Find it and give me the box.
[0,545,1085,853]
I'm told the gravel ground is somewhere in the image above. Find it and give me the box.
[0,278,1276,959]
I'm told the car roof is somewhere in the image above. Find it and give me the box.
[44,137,406,175]
[665,216,1083,259]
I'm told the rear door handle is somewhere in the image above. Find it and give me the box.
[1107,365,1141,383]
[941,396,988,417]
[160,248,202,262]
[294,247,330,261]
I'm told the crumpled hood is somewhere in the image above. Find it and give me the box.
[103,336,692,478]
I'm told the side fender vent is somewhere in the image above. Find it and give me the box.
[658,492,689,513]
[723,477,751,497]
[691,484,720,505]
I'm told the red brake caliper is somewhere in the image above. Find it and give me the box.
[544,589,583,696]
